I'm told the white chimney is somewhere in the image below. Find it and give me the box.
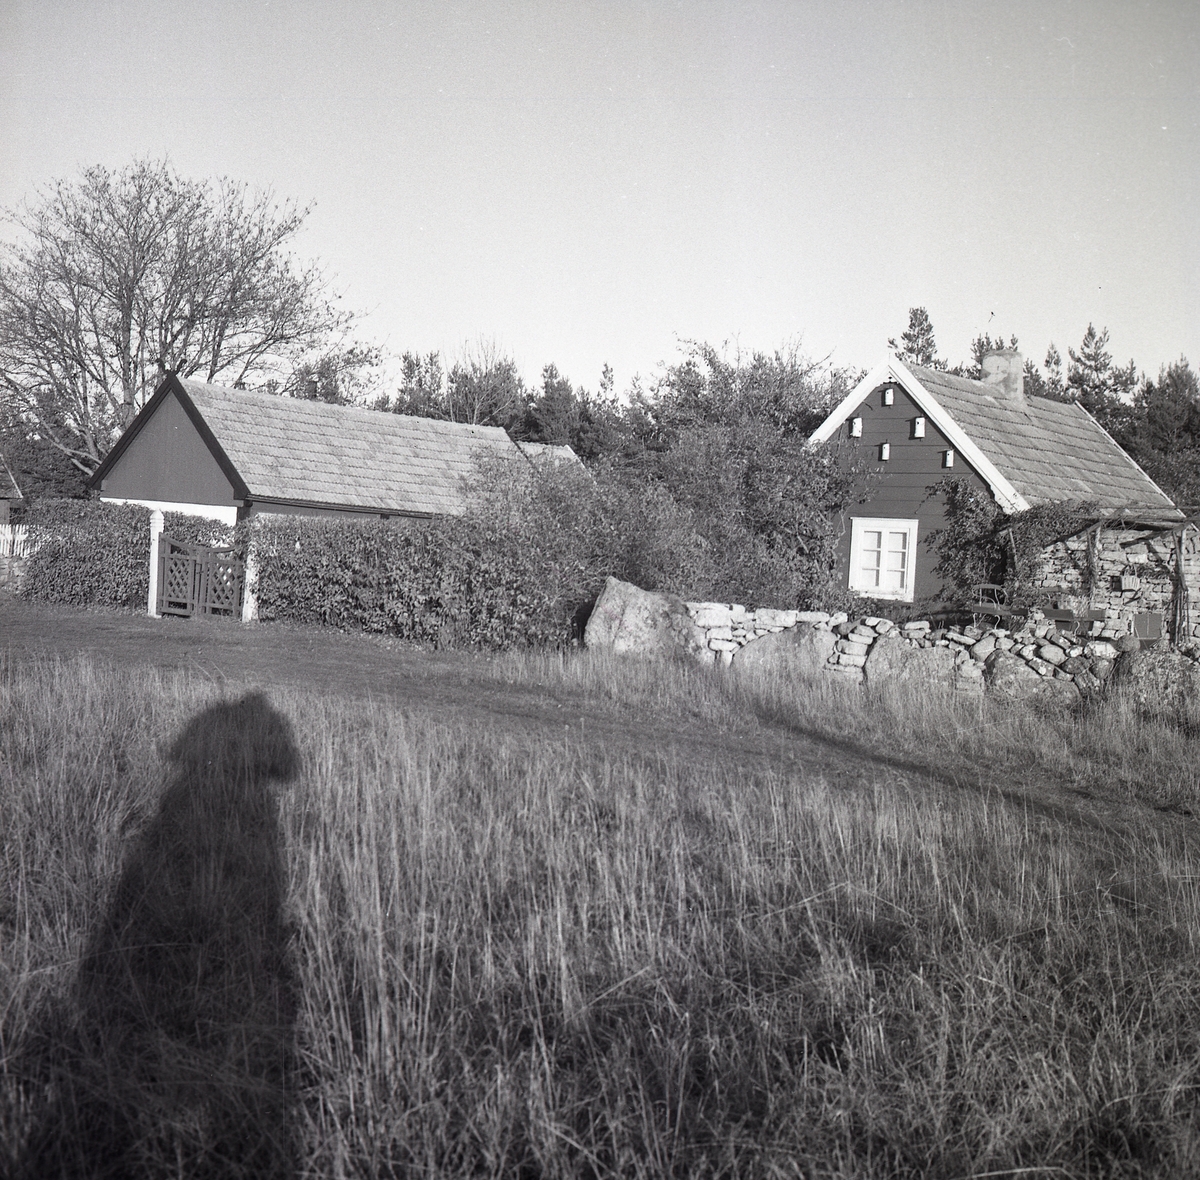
[981,349,1024,404]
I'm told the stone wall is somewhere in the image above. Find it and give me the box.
[684,598,1143,702]
[1028,523,1200,639]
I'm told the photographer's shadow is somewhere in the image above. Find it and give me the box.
[22,691,300,1179]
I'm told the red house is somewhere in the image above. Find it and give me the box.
[809,351,1188,621]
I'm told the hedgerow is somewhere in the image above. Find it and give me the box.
[250,513,568,648]
[20,500,235,610]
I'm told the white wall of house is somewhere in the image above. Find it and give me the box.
[99,496,238,526]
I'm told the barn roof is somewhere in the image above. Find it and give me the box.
[91,376,518,516]
[810,356,1182,522]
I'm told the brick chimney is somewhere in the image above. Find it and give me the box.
[981,349,1024,404]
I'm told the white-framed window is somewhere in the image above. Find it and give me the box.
[848,517,919,602]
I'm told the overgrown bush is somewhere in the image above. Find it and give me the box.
[251,440,860,649]
[20,500,235,610]
[927,478,1100,607]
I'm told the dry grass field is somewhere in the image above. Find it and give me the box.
[3,615,1200,1177]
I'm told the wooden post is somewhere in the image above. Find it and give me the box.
[241,517,259,623]
[148,509,164,617]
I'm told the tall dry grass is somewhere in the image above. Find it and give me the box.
[3,650,1200,1177]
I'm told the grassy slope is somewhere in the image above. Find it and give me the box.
[3,648,1200,1178]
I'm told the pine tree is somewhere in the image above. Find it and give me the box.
[888,307,944,369]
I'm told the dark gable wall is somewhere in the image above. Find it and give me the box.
[98,392,237,508]
[835,381,993,605]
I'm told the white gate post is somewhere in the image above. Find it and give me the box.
[241,518,259,624]
[147,509,164,617]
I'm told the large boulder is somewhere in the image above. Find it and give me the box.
[1110,647,1200,727]
[984,650,1081,709]
[734,625,836,677]
[583,577,710,662]
[863,635,956,687]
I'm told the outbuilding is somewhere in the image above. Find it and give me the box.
[88,374,523,525]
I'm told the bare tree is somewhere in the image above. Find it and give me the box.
[0,159,350,473]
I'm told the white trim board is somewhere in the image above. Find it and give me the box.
[99,497,238,526]
[808,355,1030,515]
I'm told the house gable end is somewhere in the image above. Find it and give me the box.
[810,357,1030,515]
[91,377,246,508]
[89,375,250,500]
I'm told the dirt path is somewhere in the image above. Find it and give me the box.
[2,598,1190,845]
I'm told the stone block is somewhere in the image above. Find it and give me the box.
[838,652,868,667]
[850,625,877,641]
[1062,656,1091,675]
[796,610,831,624]
[707,626,734,642]
[836,639,870,657]
[1028,658,1054,676]
[1037,644,1067,666]
[709,638,739,652]
[693,607,734,629]
[970,636,997,661]
[734,626,837,677]
[585,577,711,662]
[754,608,792,628]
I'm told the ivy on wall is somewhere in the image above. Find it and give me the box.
[926,478,1100,606]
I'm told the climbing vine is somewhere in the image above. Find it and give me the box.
[926,478,1100,605]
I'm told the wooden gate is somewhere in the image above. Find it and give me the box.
[157,536,244,619]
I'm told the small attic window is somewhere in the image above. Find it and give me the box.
[912,417,925,438]
[880,442,890,461]
[850,416,862,437]
[882,388,894,406]
[944,449,955,468]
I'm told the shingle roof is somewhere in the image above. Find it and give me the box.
[178,380,516,516]
[906,365,1180,519]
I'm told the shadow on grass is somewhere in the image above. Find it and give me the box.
[20,691,300,1180]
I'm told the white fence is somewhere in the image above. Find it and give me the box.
[0,524,34,559]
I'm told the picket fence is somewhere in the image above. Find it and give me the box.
[0,524,33,559]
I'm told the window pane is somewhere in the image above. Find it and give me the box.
[860,530,882,587]
[885,530,908,590]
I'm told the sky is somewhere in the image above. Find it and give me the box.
[1,0,1197,397]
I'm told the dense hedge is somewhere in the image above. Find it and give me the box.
[251,514,572,647]
[20,500,235,611]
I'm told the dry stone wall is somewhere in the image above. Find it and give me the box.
[1032,523,1200,637]
[685,598,1144,701]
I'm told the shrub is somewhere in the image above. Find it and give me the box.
[250,512,568,648]
[20,500,235,610]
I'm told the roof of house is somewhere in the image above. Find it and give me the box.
[810,356,1182,522]
[92,376,519,516]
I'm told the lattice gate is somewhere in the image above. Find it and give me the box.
[157,537,244,619]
